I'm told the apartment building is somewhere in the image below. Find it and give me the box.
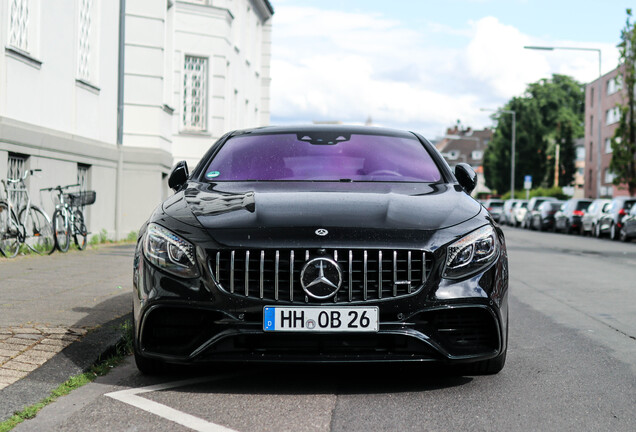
[584,65,628,198]
[0,0,273,239]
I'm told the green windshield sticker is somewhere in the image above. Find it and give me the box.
[206,171,220,179]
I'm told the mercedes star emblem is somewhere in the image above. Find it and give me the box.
[300,257,342,299]
[315,228,328,236]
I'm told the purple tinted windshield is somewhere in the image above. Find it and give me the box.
[203,133,442,182]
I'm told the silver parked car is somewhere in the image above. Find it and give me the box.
[580,199,611,236]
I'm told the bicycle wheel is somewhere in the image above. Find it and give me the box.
[53,209,70,253]
[72,208,88,250]
[19,206,56,255]
[0,200,21,258]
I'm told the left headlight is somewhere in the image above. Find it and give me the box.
[443,225,499,279]
[143,223,200,278]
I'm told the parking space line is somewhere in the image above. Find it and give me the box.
[105,376,239,432]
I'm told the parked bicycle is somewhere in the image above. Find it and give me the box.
[0,169,55,257]
[41,184,95,252]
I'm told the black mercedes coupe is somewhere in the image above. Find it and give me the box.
[132,125,509,374]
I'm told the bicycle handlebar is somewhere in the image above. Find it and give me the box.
[40,183,81,192]
[7,169,42,183]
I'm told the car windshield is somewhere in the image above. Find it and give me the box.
[625,200,636,211]
[489,202,504,208]
[203,133,442,182]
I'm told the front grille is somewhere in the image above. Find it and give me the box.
[209,249,433,303]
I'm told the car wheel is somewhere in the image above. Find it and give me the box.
[619,228,629,242]
[594,223,601,238]
[610,223,618,241]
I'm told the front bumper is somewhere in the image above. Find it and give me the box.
[133,243,509,365]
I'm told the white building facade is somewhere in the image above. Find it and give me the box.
[0,0,273,240]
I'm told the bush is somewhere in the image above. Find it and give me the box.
[501,187,568,200]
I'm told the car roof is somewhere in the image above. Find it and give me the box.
[231,124,417,139]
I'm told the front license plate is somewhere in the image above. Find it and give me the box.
[263,306,379,332]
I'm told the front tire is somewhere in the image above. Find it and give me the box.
[19,206,55,255]
[53,209,70,252]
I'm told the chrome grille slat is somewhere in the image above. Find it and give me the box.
[259,250,264,298]
[378,251,383,299]
[275,251,279,300]
[348,250,353,302]
[230,250,235,293]
[363,250,368,300]
[212,248,432,303]
[289,250,294,302]
[245,250,250,296]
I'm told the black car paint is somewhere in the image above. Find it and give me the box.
[133,126,508,369]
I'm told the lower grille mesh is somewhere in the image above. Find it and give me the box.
[209,249,433,303]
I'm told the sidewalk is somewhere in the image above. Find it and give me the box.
[0,243,134,419]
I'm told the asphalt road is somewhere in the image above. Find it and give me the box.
[14,227,636,432]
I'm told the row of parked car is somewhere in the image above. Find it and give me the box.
[481,196,636,242]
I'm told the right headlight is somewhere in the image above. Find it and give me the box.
[443,225,499,279]
[143,223,200,278]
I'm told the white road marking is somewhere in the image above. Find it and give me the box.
[105,376,239,432]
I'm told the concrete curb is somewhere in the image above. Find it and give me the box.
[0,313,132,423]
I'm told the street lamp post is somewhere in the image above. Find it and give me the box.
[481,108,516,200]
[524,45,602,198]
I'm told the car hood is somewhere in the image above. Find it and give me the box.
[161,182,482,248]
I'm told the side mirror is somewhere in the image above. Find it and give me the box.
[168,160,189,192]
[455,163,477,195]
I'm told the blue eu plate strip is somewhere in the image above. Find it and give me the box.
[263,307,275,331]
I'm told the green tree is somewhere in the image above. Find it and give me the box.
[484,75,584,194]
[611,9,636,196]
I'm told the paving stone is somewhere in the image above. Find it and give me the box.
[3,338,34,346]
[0,367,26,378]
[68,328,88,335]
[13,333,43,341]
[0,360,34,376]
[0,355,9,363]
[48,334,79,341]
[16,350,56,363]
[37,327,71,335]
[38,338,70,347]
[0,348,19,357]
[12,327,41,334]
[31,343,63,353]
[0,329,13,335]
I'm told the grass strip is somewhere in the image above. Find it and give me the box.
[0,321,133,432]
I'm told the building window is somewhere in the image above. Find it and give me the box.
[605,138,613,154]
[446,150,459,160]
[182,55,208,131]
[604,169,616,184]
[589,141,593,161]
[77,0,96,83]
[7,154,27,205]
[576,146,585,160]
[77,164,90,193]
[590,116,593,135]
[8,0,29,52]
[606,106,620,125]
[471,150,483,160]
[607,76,622,95]
[590,87,594,107]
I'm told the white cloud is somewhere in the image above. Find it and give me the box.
[270,6,620,138]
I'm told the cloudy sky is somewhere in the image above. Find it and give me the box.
[269,0,628,139]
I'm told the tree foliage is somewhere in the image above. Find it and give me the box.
[483,75,584,194]
[610,9,636,196]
